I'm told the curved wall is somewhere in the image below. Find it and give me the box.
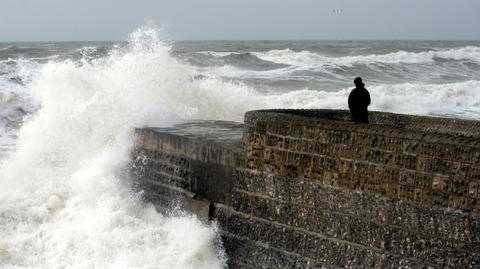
[243,109,479,211]
[218,109,479,268]
[133,110,480,268]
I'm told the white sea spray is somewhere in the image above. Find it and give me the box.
[0,28,228,269]
[0,30,479,269]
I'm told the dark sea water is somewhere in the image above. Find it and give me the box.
[0,28,479,268]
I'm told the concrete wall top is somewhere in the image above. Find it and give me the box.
[133,120,244,204]
[139,120,244,151]
[249,109,480,142]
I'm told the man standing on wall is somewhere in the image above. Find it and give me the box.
[348,77,371,123]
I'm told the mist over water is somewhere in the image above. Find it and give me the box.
[0,27,479,268]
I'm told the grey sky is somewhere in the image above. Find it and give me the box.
[1,0,479,41]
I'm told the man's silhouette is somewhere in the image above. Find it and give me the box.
[348,77,370,123]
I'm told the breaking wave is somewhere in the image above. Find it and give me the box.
[0,28,228,269]
[0,27,480,269]
[193,46,480,83]
[266,80,480,119]
[253,46,480,67]
[198,46,480,68]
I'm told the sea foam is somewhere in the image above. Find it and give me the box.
[0,28,480,269]
[0,28,227,269]
[251,46,480,67]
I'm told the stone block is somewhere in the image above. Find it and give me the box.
[418,143,438,158]
[327,130,351,145]
[398,184,419,201]
[468,166,480,184]
[323,171,339,187]
[294,139,313,153]
[417,157,436,174]
[227,213,255,239]
[336,159,355,188]
[384,228,478,267]
[447,194,473,209]
[399,169,416,186]
[434,159,453,175]
[471,217,480,242]
[289,180,306,204]
[250,195,276,221]
[273,176,292,202]
[314,141,333,156]
[450,177,469,197]
[248,171,267,194]
[308,157,324,181]
[302,126,317,139]
[468,181,479,198]
[403,139,420,155]
[363,149,383,164]
[284,164,300,179]
[373,136,404,152]
[334,144,354,159]
[380,166,399,183]
[232,190,252,214]
[246,156,264,170]
[317,156,338,171]
[281,228,307,253]
[314,128,329,144]
[435,144,456,160]
[427,190,450,207]
[350,132,372,147]
[396,153,417,170]
[380,255,434,269]
[233,169,252,191]
[263,146,275,163]
[471,150,480,165]
[273,200,293,225]
[301,235,321,260]
[451,162,469,183]
[213,205,230,231]
[414,172,433,190]
[432,175,449,192]
[378,184,397,200]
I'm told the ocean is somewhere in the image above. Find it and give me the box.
[0,28,479,268]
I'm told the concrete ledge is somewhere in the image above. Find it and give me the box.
[249,109,480,138]
[132,120,243,211]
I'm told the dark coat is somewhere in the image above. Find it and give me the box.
[348,87,370,123]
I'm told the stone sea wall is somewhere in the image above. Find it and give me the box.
[132,110,480,268]
[131,121,243,221]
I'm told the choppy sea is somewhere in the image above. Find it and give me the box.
[0,28,479,268]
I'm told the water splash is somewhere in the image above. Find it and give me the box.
[0,28,227,269]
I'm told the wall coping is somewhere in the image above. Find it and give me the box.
[245,109,480,146]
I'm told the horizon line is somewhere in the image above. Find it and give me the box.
[1,38,480,43]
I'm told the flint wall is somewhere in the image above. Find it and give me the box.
[132,110,480,268]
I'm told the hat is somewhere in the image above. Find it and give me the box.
[354,77,364,87]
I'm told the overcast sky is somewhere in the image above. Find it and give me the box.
[1,0,479,41]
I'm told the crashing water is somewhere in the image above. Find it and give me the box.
[0,27,480,268]
[0,29,228,269]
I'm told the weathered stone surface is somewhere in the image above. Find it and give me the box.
[133,121,243,204]
[132,111,480,269]
[244,110,480,212]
